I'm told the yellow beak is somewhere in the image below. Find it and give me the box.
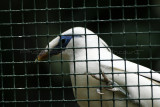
[35,50,49,61]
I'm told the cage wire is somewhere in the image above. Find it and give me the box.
[1,0,160,107]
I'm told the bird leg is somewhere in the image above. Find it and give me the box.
[89,74,105,94]
[85,71,127,95]
[90,72,119,94]
[90,70,127,95]
[101,72,120,91]
[96,88,104,95]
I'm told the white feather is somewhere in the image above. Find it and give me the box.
[50,27,160,107]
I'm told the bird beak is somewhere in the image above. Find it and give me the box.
[35,36,60,61]
[35,50,49,61]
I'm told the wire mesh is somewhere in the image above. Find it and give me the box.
[1,0,160,107]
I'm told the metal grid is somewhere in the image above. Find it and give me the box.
[1,0,160,107]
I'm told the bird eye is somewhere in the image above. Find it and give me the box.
[61,39,66,44]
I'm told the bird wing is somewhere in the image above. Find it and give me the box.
[110,53,160,84]
[98,37,160,84]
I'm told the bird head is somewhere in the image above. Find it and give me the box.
[35,27,97,61]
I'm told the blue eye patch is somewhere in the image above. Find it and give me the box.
[58,36,72,48]
[50,36,72,55]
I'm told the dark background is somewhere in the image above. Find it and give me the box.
[1,0,160,107]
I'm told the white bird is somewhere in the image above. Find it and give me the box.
[36,27,160,107]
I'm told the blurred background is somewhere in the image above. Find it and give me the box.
[0,0,160,107]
